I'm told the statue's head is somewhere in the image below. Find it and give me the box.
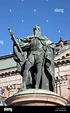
[33,25,41,37]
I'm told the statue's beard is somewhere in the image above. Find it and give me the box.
[34,30,41,37]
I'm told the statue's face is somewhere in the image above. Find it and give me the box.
[33,25,41,37]
[33,25,40,31]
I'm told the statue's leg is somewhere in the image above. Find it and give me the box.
[35,62,42,89]
[22,60,34,89]
[28,71,32,85]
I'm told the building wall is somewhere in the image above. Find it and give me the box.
[54,44,70,103]
[0,55,23,105]
[67,75,70,103]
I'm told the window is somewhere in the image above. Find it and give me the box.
[0,88,5,95]
[0,101,5,106]
[62,56,65,59]
[66,53,69,56]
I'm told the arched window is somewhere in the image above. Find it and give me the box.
[66,53,69,57]
[62,56,65,59]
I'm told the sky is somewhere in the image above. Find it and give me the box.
[0,0,70,56]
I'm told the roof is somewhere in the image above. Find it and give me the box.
[0,54,16,71]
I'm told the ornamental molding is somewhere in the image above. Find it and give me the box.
[0,70,19,78]
[54,48,70,61]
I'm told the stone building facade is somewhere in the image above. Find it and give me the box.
[0,54,22,106]
[54,39,70,105]
[0,39,70,106]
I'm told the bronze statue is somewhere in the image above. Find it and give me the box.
[8,25,56,92]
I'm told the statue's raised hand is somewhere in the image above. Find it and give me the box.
[8,27,14,36]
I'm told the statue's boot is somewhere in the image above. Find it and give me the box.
[18,82,26,92]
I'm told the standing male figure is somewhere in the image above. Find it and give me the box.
[22,25,45,89]
[22,25,55,91]
[8,25,55,91]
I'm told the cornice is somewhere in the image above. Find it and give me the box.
[54,57,70,67]
[0,70,19,78]
[0,54,13,60]
[55,48,70,60]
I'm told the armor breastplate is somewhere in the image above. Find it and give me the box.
[30,38,42,51]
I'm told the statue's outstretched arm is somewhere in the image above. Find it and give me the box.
[8,27,25,58]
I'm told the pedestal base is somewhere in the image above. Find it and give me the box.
[5,89,68,106]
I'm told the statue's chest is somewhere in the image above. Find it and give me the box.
[30,38,40,46]
[30,38,42,51]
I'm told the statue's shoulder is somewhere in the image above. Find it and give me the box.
[41,35,56,47]
[25,34,34,39]
[42,35,50,40]
[40,35,52,42]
